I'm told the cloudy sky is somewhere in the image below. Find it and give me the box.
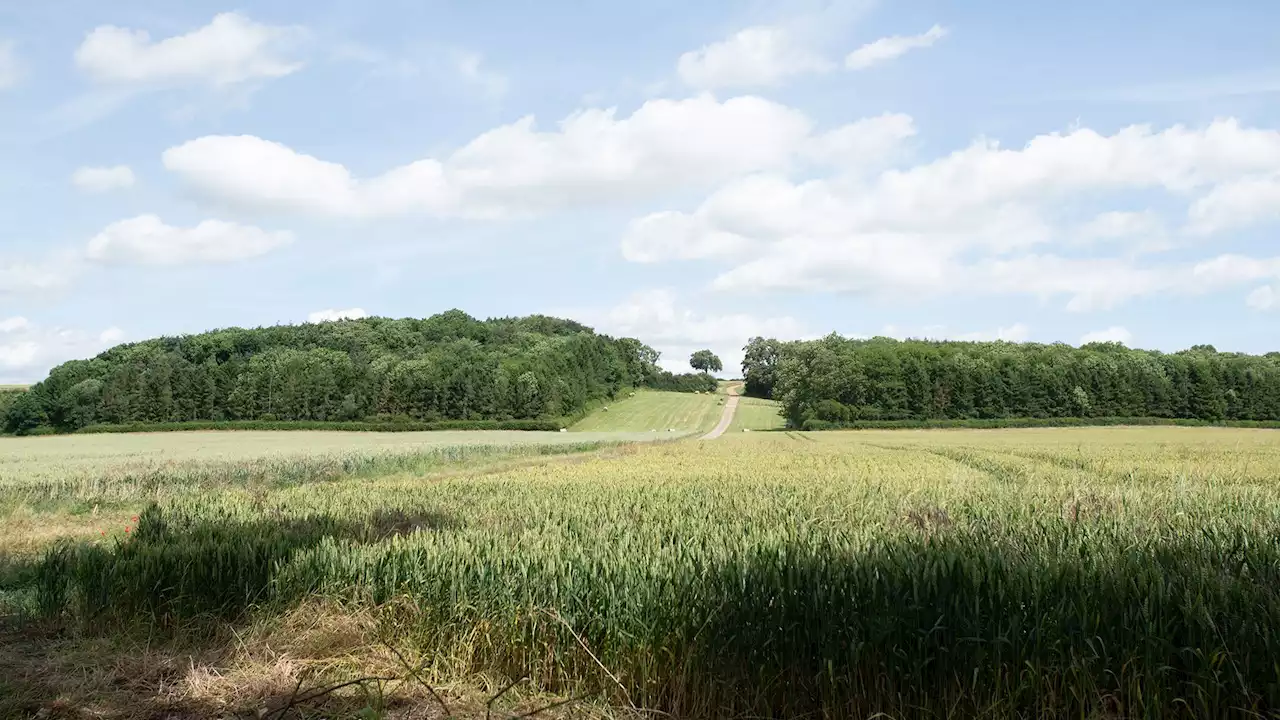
[2,0,1279,382]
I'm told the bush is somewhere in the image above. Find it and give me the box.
[74,418,567,434]
[789,416,1280,431]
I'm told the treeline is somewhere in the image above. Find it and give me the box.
[742,335,1280,429]
[4,311,707,434]
[0,386,24,406]
[0,387,25,423]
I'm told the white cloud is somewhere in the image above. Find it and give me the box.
[622,208,753,263]
[881,323,1031,343]
[1077,210,1164,243]
[1079,326,1133,345]
[677,25,832,90]
[0,40,20,89]
[85,215,294,266]
[576,288,810,374]
[71,165,136,193]
[958,323,1031,342]
[0,257,76,296]
[845,25,948,70]
[308,308,369,323]
[75,13,303,88]
[1187,173,1280,234]
[624,116,1280,310]
[0,317,30,333]
[1247,285,1277,311]
[0,319,126,384]
[802,113,917,167]
[99,327,125,345]
[162,94,815,217]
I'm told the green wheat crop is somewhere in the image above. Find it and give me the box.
[24,427,1280,718]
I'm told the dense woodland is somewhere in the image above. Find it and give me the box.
[742,335,1280,429]
[3,311,714,434]
[0,387,24,421]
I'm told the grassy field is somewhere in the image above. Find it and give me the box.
[0,430,661,514]
[4,426,1280,718]
[727,396,784,432]
[570,389,724,434]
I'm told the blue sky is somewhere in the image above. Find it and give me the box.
[2,0,1279,382]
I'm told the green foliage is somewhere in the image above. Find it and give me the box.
[797,415,1280,431]
[0,387,27,423]
[757,335,1280,427]
[75,418,567,434]
[8,311,679,433]
[689,349,723,374]
[3,390,47,435]
[643,369,718,393]
[741,337,783,398]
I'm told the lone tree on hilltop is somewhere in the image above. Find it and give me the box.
[689,349,723,375]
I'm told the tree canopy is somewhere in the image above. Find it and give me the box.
[4,311,709,434]
[690,350,723,374]
[741,335,1280,428]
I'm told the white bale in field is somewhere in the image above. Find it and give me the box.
[559,428,567,433]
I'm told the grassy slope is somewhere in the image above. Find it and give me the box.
[570,389,724,434]
[729,397,786,432]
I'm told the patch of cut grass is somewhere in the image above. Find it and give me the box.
[570,389,723,434]
[728,397,785,432]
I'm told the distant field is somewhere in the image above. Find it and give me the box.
[0,429,658,509]
[571,389,723,433]
[728,396,785,432]
[716,380,743,395]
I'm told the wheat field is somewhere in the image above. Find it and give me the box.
[5,426,1279,717]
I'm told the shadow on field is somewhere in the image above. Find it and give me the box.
[35,503,463,624]
[12,508,1280,719]
[659,535,1280,719]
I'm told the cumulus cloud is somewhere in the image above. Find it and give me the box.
[881,323,1031,343]
[0,40,20,89]
[75,12,303,88]
[845,25,948,70]
[624,116,1280,311]
[0,317,30,333]
[1079,327,1133,345]
[574,288,810,374]
[308,308,369,323]
[0,317,125,384]
[71,165,136,193]
[1187,174,1280,234]
[0,256,77,296]
[1247,285,1277,311]
[802,113,917,167]
[85,215,294,266]
[1077,210,1165,244]
[677,25,832,90]
[162,95,817,217]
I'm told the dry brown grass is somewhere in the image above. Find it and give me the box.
[1,601,616,719]
[0,507,137,560]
